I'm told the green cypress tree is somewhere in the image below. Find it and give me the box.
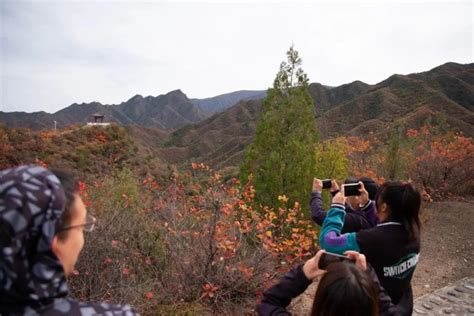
[385,126,406,180]
[240,46,319,208]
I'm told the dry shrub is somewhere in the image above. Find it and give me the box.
[406,126,474,199]
[69,164,317,314]
[69,168,164,313]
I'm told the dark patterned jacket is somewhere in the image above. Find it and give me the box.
[0,165,139,315]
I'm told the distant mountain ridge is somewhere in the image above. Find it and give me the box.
[0,90,210,130]
[0,89,268,131]
[1,62,473,173]
[191,90,266,114]
[157,62,474,170]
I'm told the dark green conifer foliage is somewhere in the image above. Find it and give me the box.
[240,46,319,208]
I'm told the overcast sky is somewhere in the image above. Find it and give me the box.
[1,0,472,113]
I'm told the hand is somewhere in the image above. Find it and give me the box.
[344,250,367,271]
[303,250,327,280]
[330,180,339,193]
[358,181,369,206]
[332,191,346,205]
[312,178,323,193]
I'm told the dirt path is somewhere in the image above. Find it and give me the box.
[412,199,474,297]
[289,199,474,314]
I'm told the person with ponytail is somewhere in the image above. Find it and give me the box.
[319,181,421,315]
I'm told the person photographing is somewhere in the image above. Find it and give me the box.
[311,177,379,233]
[257,249,404,315]
[319,181,421,315]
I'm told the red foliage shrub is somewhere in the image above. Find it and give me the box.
[69,165,317,314]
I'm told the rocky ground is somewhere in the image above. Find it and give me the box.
[413,277,474,314]
[412,199,473,297]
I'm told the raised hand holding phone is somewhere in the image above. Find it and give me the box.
[303,250,327,280]
[312,178,323,193]
[344,250,367,271]
[358,181,370,205]
[332,190,346,205]
[330,179,339,193]
[343,183,361,196]
[318,251,356,269]
[322,179,332,189]
[303,250,368,281]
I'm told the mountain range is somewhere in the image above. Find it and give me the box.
[156,62,474,170]
[1,62,473,171]
[0,90,266,131]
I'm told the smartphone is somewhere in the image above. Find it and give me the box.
[318,252,355,269]
[343,183,361,196]
[322,179,332,189]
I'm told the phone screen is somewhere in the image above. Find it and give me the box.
[322,179,332,189]
[343,183,361,196]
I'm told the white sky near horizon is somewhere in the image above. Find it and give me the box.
[0,0,472,113]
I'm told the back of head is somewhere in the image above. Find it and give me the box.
[375,181,421,241]
[344,177,357,185]
[311,262,378,316]
[345,177,379,201]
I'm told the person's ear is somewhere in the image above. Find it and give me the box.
[51,235,61,256]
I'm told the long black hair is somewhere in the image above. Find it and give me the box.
[311,261,379,316]
[375,181,421,241]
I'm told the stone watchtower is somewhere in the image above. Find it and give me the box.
[92,113,105,123]
[86,113,110,127]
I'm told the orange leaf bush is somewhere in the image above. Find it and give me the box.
[69,165,318,314]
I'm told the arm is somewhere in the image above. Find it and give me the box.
[356,181,378,227]
[341,211,372,233]
[330,179,340,197]
[340,200,376,233]
[256,265,311,316]
[310,179,342,226]
[256,251,326,316]
[310,178,326,225]
[310,191,326,225]
[319,203,360,254]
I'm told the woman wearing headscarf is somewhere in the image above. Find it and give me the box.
[0,165,138,315]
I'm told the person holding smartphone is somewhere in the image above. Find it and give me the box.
[310,177,379,233]
[319,181,421,315]
[256,250,405,315]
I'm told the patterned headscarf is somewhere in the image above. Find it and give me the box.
[0,165,138,315]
